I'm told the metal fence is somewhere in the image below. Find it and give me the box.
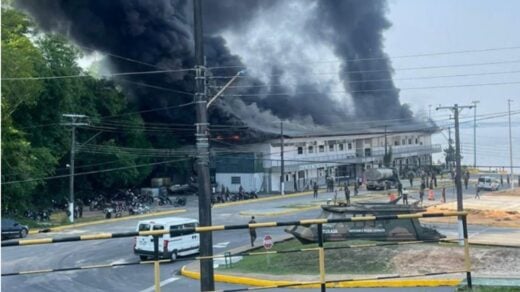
[2,211,472,292]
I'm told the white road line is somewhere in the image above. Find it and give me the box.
[213,241,230,248]
[139,277,179,292]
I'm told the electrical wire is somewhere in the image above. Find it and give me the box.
[2,68,194,81]
[1,158,191,185]
[206,44,520,70]
[209,59,520,79]
[226,81,520,97]
[210,69,520,90]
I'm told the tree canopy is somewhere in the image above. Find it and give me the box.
[1,7,167,212]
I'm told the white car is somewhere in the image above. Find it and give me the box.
[477,176,500,191]
[133,217,199,261]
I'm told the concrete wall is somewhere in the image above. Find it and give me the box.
[216,173,264,193]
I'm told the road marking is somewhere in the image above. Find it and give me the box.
[139,277,179,292]
[213,241,230,248]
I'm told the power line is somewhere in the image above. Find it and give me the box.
[116,79,194,96]
[226,81,520,97]
[209,59,520,79]
[2,68,194,81]
[210,69,520,90]
[1,158,190,185]
[206,45,520,70]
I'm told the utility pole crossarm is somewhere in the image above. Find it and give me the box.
[207,70,244,108]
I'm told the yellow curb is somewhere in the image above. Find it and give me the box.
[212,191,314,209]
[29,209,186,234]
[180,266,462,288]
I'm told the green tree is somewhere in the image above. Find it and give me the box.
[1,8,57,211]
[2,7,155,212]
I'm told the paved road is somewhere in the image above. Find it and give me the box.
[1,186,508,292]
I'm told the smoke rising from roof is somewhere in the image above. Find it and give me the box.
[16,0,419,139]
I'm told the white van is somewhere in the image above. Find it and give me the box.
[477,176,500,191]
[133,217,199,261]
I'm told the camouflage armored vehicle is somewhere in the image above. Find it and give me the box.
[286,200,444,244]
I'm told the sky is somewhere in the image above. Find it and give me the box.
[384,0,520,171]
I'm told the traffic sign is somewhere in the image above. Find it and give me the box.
[263,234,273,250]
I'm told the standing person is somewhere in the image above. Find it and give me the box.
[344,183,351,206]
[397,181,403,197]
[248,216,257,247]
[507,175,510,186]
[433,172,438,188]
[500,175,504,186]
[463,171,469,190]
[402,189,408,205]
[475,185,480,199]
[441,187,446,203]
[408,172,414,187]
[354,181,359,196]
[225,187,230,201]
[419,180,426,205]
[78,199,84,218]
[313,182,319,199]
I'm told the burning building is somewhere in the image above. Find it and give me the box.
[213,123,441,193]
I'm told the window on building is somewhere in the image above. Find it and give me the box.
[408,139,412,145]
[339,144,344,151]
[402,139,405,145]
[308,146,314,153]
[329,144,334,151]
[297,146,303,155]
[231,176,241,185]
[319,145,324,152]
[394,141,399,146]
[364,148,372,157]
[348,143,352,150]
[415,138,418,144]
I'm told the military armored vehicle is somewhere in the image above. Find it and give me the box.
[285,199,444,244]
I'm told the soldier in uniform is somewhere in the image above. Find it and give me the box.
[248,216,257,247]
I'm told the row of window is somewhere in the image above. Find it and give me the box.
[297,143,353,155]
[392,137,420,146]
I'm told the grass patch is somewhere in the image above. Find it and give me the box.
[457,286,520,292]
[217,239,397,275]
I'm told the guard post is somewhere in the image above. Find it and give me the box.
[153,235,161,292]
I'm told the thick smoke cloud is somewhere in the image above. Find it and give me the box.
[16,0,416,140]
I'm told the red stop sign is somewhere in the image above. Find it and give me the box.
[263,234,273,250]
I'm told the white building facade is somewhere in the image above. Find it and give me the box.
[214,129,441,193]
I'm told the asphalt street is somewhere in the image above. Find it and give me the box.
[1,183,508,292]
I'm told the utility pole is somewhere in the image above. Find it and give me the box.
[193,0,214,290]
[384,125,388,157]
[280,121,285,195]
[62,114,88,223]
[437,104,473,288]
[508,99,514,189]
[472,100,479,169]
[448,120,453,172]
[437,105,472,240]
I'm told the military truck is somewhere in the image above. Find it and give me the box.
[365,168,399,190]
[285,201,444,244]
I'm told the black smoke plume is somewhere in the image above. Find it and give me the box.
[16,0,417,140]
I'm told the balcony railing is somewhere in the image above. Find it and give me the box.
[266,144,442,170]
